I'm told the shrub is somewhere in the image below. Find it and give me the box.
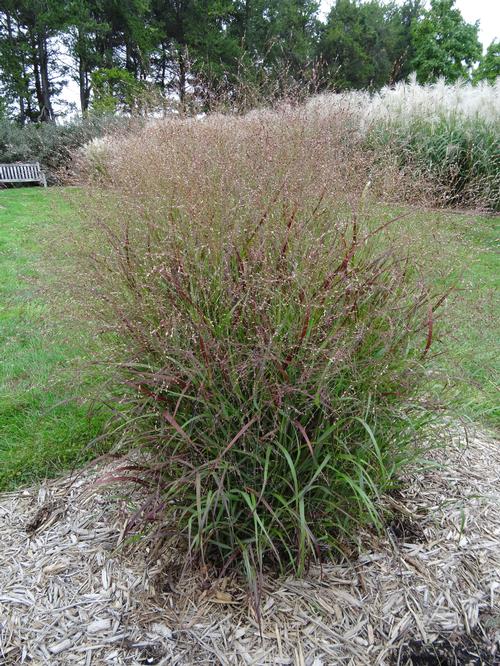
[75,105,446,585]
[0,115,135,183]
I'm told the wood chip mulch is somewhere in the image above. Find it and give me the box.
[0,429,499,665]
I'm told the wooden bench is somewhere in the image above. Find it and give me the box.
[0,162,47,187]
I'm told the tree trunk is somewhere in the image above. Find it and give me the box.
[29,29,53,122]
[160,43,167,91]
[30,36,44,118]
[78,58,91,113]
[178,47,186,112]
[20,45,35,123]
[37,36,54,121]
[244,0,251,42]
[125,42,134,74]
[75,30,91,114]
[79,58,87,113]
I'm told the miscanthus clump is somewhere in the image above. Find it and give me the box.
[77,104,447,584]
[308,77,500,210]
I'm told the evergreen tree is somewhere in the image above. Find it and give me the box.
[390,0,424,82]
[64,0,109,113]
[318,0,417,90]
[70,0,154,113]
[0,5,36,122]
[150,0,242,108]
[236,0,319,71]
[0,0,489,120]
[0,0,69,122]
[13,0,68,121]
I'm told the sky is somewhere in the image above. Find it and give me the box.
[319,0,499,49]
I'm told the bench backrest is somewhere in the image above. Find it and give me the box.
[0,162,42,182]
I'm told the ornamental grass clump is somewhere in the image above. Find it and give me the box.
[307,77,500,210]
[77,105,445,581]
[364,77,500,210]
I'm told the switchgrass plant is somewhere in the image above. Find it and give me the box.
[74,104,450,587]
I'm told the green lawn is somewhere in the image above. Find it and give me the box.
[0,187,106,490]
[393,205,499,428]
[0,188,498,491]
[441,213,499,426]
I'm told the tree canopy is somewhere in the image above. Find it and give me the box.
[317,1,423,90]
[0,0,491,122]
[474,40,500,84]
[411,0,481,83]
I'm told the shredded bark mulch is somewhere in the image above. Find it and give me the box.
[0,429,498,664]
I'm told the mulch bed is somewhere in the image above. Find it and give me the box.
[1,429,498,665]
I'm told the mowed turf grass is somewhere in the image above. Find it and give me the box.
[444,213,499,427]
[0,188,498,491]
[0,187,106,490]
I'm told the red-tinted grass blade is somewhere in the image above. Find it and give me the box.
[423,303,433,356]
